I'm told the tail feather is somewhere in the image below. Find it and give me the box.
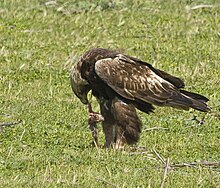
[180,90,209,102]
[168,90,210,112]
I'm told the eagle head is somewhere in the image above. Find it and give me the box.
[70,60,91,104]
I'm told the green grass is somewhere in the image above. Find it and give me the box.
[0,0,220,187]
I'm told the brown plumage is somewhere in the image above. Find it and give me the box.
[70,48,210,148]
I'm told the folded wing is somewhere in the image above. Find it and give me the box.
[95,54,210,112]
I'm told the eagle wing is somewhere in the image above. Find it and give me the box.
[95,54,187,107]
[125,55,185,89]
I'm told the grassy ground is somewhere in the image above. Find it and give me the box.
[0,0,220,187]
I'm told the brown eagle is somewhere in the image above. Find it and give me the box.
[70,48,210,148]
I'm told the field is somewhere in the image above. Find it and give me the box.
[0,0,220,187]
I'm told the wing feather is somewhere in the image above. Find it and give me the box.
[95,54,180,106]
[123,55,185,88]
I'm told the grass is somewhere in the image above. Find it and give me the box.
[0,0,220,187]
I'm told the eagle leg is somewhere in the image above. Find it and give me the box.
[112,98,142,146]
[88,103,104,123]
[99,100,117,148]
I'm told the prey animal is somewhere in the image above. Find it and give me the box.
[70,48,210,148]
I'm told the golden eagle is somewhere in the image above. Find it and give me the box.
[70,48,210,148]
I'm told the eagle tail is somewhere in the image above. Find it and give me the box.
[113,99,142,145]
[180,90,209,102]
[168,90,210,112]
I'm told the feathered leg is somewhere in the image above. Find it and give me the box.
[112,98,142,147]
[115,126,127,149]
[99,100,116,148]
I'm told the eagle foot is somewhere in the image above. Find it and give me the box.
[88,112,104,124]
[88,103,104,124]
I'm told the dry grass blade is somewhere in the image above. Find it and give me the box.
[160,158,170,188]
[190,4,216,10]
[96,177,117,188]
[153,149,166,165]
[143,127,169,131]
[209,111,220,120]
[192,114,206,125]
[171,161,220,168]
[0,120,22,127]
[170,161,220,173]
